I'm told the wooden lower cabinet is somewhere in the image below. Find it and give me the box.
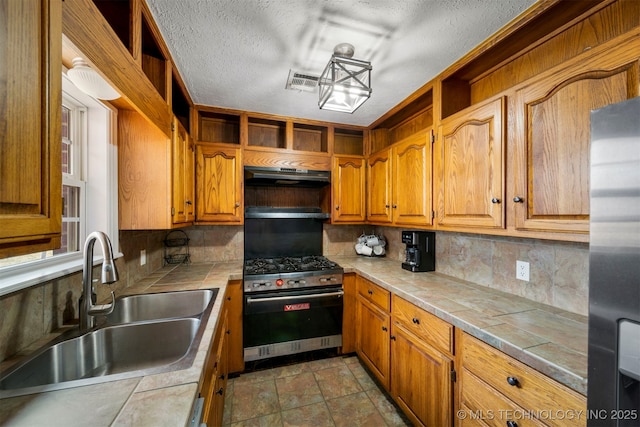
[459,332,586,427]
[352,279,586,427]
[391,323,453,427]
[201,280,245,425]
[201,305,228,426]
[341,273,357,354]
[356,294,391,388]
[225,280,244,374]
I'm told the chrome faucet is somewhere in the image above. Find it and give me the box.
[79,231,118,332]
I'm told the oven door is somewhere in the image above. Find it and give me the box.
[243,285,343,361]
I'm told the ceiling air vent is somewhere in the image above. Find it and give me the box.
[285,70,319,93]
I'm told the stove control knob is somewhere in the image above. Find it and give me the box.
[287,280,295,285]
[276,278,284,287]
[300,280,306,285]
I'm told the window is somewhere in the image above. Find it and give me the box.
[0,72,119,295]
[58,100,85,255]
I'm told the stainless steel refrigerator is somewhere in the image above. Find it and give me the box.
[588,96,640,426]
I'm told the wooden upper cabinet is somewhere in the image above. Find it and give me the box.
[172,117,195,225]
[332,156,365,223]
[437,97,505,229]
[367,129,433,226]
[0,0,62,257]
[512,46,639,235]
[118,110,173,229]
[392,130,433,226]
[172,118,187,224]
[196,144,243,223]
[367,149,393,223]
[185,134,196,223]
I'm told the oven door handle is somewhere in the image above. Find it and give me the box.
[246,290,344,304]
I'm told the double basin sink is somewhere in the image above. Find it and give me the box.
[0,288,219,398]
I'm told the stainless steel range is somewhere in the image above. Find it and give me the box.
[243,207,344,362]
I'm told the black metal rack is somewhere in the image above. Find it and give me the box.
[163,230,190,266]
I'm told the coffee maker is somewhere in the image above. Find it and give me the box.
[402,231,435,272]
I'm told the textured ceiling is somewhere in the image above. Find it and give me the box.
[146,0,536,127]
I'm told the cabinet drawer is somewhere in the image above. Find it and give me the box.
[461,368,546,427]
[392,294,453,355]
[357,276,390,312]
[462,333,586,427]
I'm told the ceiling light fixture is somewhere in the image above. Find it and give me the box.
[66,57,120,101]
[318,43,371,114]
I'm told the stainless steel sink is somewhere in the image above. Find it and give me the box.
[0,288,219,398]
[103,289,217,324]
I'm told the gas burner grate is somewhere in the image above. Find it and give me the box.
[244,256,339,275]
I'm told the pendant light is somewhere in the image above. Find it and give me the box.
[318,43,371,113]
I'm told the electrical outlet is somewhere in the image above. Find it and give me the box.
[140,249,146,266]
[516,260,529,281]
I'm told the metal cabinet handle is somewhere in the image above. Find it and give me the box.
[491,198,501,204]
[385,204,390,208]
[335,205,340,211]
[506,376,519,386]
[185,200,193,205]
[367,289,373,295]
[506,421,518,427]
[513,196,524,203]
[392,204,397,208]
[382,326,388,332]
[390,335,396,341]
[412,317,420,324]
[216,387,224,395]
[234,203,240,208]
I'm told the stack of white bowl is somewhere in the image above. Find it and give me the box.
[355,233,386,257]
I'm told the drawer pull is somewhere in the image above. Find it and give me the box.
[382,326,388,332]
[506,376,519,386]
[390,335,396,341]
[412,317,420,324]
[367,289,373,295]
[506,421,518,427]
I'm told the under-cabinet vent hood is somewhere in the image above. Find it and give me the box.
[244,166,330,187]
[245,207,330,220]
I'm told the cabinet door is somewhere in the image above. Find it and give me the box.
[341,273,357,354]
[203,308,228,427]
[225,280,244,374]
[185,135,195,222]
[119,110,172,229]
[367,149,393,223]
[332,156,366,223]
[172,118,188,224]
[356,298,390,389]
[0,0,62,257]
[437,97,505,229]
[391,324,453,427]
[513,60,639,235]
[392,130,433,226]
[196,144,243,223]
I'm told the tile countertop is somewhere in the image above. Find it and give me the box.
[332,256,588,395]
[0,261,243,427]
[0,256,588,426]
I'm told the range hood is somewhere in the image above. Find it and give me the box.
[244,166,330,187]
[245,207,330,220]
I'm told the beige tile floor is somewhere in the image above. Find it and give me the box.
[222,354,412,426]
